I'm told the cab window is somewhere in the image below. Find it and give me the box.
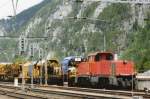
[106,54,113,60]
[95,53,101,61]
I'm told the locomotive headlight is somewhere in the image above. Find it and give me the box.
[75,57,81,62]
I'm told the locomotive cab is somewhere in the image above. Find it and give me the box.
[88,52,114,62]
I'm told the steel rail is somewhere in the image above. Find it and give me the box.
[0,83,128,99]
[0,84,105,99]
[0,84,47,99]
[44,85,150,98]
[0,90,47,99]
[0,82,149,98]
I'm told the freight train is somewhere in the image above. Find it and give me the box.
[0,58,63,86]
[0,51,136,89]
[0,63,20,81]
[62,52,136,89]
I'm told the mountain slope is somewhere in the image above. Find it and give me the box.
[0,0,51,33]
[0,0,149,71]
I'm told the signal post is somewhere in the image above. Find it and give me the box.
[39,48,43,86]
[44,47,48,86]
[19,35,26,91]
[30,44,34,89]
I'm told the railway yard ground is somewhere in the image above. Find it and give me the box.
[0,95,16,99]
[0,82,149,99]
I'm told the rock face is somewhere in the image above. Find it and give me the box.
[0,26,5,36]
[0,0,149,64]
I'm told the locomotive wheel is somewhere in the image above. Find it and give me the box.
[98,78,109,89]
[57,80,63,86]
[4,76,7,81]
[0,76,4,81]
[18,78,22,83]
[57,77,63,86]
[68,77,75,87]
[34,78,40,84]
[77,77,91,88]
[121,80,126,89]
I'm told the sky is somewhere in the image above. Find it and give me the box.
[0,0,43,19]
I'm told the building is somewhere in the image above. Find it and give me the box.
[136,70,150,90]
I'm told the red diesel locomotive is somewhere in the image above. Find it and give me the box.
[74,52,136,89]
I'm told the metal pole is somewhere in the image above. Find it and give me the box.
[40,59,43,85]
[132,73,134,97]
[45,57,48,85]
[103,33,106,51]
[39,48,43,85]
[44,17,48,86]
[31,57,34,89]
[44,47,48,86]
[22,64,25,91]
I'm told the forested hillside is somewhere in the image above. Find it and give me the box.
[0,0,149,72]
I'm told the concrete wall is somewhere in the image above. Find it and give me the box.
[137,80,150,90]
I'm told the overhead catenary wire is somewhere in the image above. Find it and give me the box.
[0,36,50,39]
[74,0,150,4]
[11,0,16,16]
[15,0,19,10]
[11,0,19,16]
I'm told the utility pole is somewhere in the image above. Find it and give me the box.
[10,0,21,91]
[11,0,18,33]
[21,63,25,91]
[11,0,18,16]
[132,73,134,97]
[19,35,26,91]
[39,48,43,85]
[44,23,48,86]
[44,47,48,86]
[29,43,34,88]
[103,33,106,51]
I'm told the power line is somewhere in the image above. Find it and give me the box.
[74,0,150,4]
[0,36,49,39]
[11,0,16,16]
[16,0,19,10]
[0,35,58,40]
[11,0,19,16]
[64,16,109,22]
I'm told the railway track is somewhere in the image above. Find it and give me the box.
[0,86,47,99]
[45,85,150,98]
[0,84,122,99]
[0,81,149,99]
[38,85,149,99]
